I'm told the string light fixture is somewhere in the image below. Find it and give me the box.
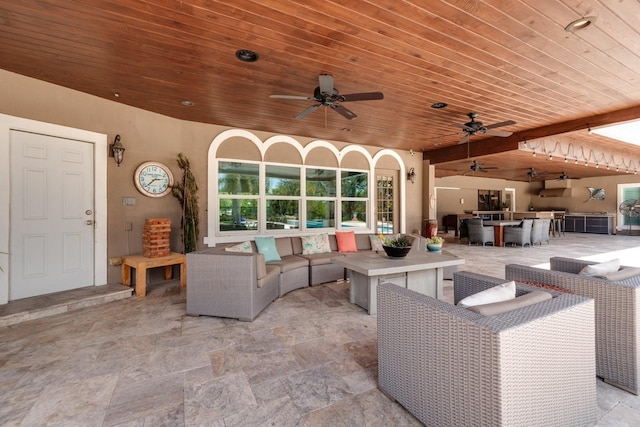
[519,139,639,175]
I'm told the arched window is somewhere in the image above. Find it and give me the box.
[205,130,407,245]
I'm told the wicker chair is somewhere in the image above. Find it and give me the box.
[459,218,469,240]
[503,218,533,247]
[186,249,279,321]
[505,258,640,394]
[378,274,596,427]
[530,218,550,246]
[466,218,494,246]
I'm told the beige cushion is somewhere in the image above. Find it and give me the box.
[255,253,267,279]
[579,259,620,277]
[457,281,516,308]
[598,266,640,281]
[274,237,294,257]
[266,255,309,272]
[468,290,552,316]
[257,265,279,288]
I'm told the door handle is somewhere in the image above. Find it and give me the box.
[86,220,94,225]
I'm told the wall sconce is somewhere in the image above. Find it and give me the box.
[407,167,416,184]
[110,134,125,167]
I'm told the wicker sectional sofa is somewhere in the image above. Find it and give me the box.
[187,233,417,321]
[378,272,596,427]
[505,257,640,394]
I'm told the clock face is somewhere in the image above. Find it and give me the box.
[134,162,174,197]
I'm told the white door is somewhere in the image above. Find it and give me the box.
[9,130,95,300]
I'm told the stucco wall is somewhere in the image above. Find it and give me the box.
[0,70,423,285]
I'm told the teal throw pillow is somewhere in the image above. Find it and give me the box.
[254,236,281,262]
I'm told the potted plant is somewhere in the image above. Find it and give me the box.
[425,236,445,252]
[502,201,510,211]
[379,234,413,258]
[172,153,199,254]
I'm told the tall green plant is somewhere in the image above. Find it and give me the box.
[172,153,199,253]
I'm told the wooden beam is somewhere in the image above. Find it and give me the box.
[425,105,640,164]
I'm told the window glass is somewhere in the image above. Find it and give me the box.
[306,168,337,197]
[377,175,394,234]
[266,165,300,196]
[622,187,640,226]
[341,171,368,197]
[266,200,299,229]
[219,198,258,231]
[218,162,259,195]
[306,200,335,228]
[342,201,368,228]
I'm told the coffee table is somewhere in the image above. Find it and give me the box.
[333,251,464,314]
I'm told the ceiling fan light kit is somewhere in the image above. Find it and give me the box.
[459,160,497,175]
[455,112,516,145]
[270,74,383,120]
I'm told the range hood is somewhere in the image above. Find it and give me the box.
[538,179,573,197]
[538,188,572,197]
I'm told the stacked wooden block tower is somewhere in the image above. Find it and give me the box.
[143,218,171,258]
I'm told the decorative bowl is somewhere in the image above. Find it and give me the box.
[427,243,443,252]
[382,245,412,258]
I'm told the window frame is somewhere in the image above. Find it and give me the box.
[214,160,371,235]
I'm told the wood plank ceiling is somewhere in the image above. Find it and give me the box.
[1,0,640,181]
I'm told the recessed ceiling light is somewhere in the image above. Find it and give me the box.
[235,49,259,62]
[431,102,448,109]
[565,16,597,32]
[180,100,194,107]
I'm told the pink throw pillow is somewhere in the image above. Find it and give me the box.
[336,231,358,253]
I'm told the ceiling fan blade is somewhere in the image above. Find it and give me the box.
[270,94,314,100]
[330,103,357,120]
[485,129,513,137]
[318,74,334,95]
[295,104,321,120]
[453,123,472,130]
[485,120,516,129]
[339,92,384,102]
[457,133,470,145]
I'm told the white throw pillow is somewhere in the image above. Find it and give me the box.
[579,259,620,277]
[468,290,552,316]
[369,235,385,251]
[599,266,640,281]
[225,240,253,253]
[457,281,516,308]
[300,233,331,255]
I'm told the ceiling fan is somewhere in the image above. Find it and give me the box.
[270,74,384,120]
[526,168,569,181]
[462,160,497,174]
[455,112,516,144]
[526,167,547,181]
[527,167,539,179]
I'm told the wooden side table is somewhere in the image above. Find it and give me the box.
[121,252,186,296]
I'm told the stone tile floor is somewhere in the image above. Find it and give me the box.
[1,232,639,426]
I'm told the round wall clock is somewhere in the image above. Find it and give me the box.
[133,161,174,197]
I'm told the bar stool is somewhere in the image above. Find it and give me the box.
[552,213,565,237]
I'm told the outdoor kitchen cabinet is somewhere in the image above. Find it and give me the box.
[565,214,613,234]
